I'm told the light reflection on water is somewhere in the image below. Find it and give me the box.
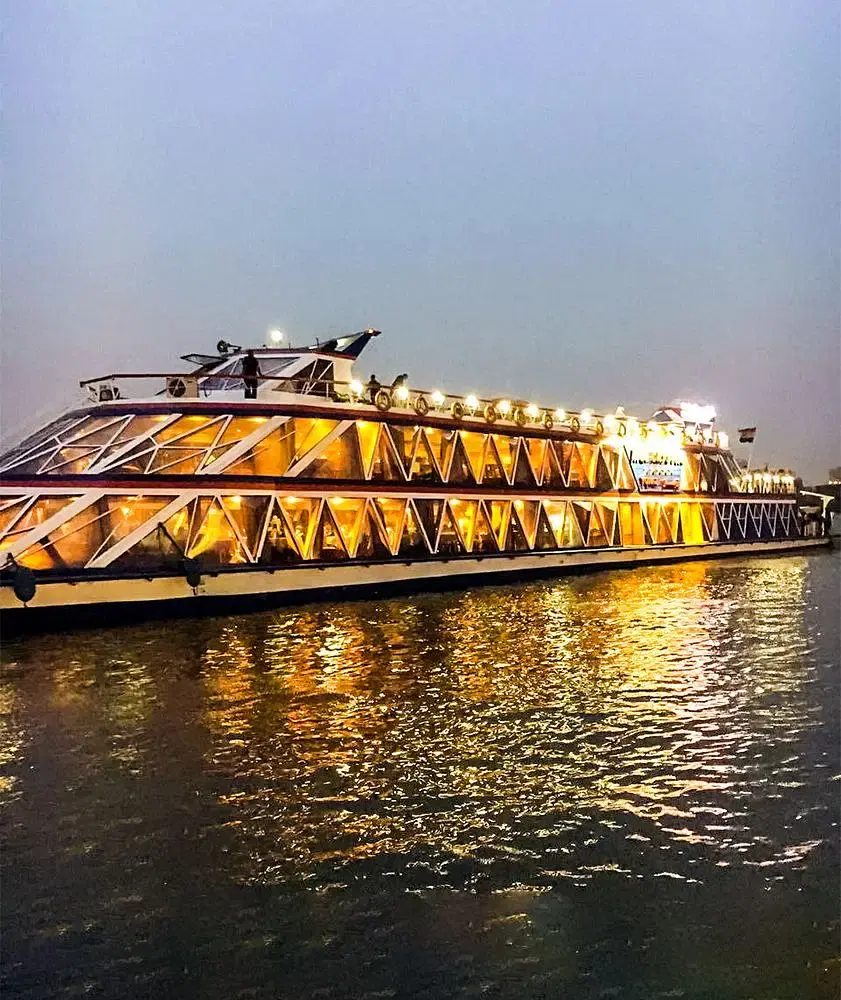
[1,554,839,999]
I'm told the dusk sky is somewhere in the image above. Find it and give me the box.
[3,1,839,481]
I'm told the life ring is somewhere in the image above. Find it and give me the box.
[617,422,627,437]
[450,400,465,420]
[484,402,498,424]
[513,408,528,427]
[542,412,554,431]
[570,416,581,433]
[594,420,605,436]
[374,388,393,412]
[413,394,429,417]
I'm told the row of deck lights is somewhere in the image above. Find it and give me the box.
[347,380,728,447]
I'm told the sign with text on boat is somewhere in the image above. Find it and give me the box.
[628,447,684,492]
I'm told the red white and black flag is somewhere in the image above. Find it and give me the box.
[738,427,757,443]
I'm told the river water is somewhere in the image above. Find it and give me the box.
[1,553,839,1000]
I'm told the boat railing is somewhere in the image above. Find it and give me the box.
[78,370,673,440]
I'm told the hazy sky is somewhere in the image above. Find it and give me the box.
[3,1,839,481]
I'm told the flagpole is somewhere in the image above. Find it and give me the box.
[746,431,757,472]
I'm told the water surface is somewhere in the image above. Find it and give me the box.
[2,553,839,999]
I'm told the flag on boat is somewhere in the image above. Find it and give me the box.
[738,427,757,443]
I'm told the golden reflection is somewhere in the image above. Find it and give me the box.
[178,555,821,886]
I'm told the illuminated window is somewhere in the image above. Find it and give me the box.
[0,495,82,552]
[504,504,530,551]
[486,500,511,549]
[221,495,273,558]
[680,502,706,545]
[327,497,366,556]
[413,498,445,550]
[473,502,498,553]
[279,497,321,558]
[409,431,442,482]
[311,503,348,561]
[533,505,556,550]
[307,426,364,480]
[188,500,248,564]
[436,504,464,555]
[224,422,296,477]
[424,428,455,481]
[399,501,430,556]
[479,438,507,485]
[566,444,590,489]
[541,444,566,487]
[490,435,518,484]
[18,502,114,570]
[260,503,301,564]
[91,495,178,562]
[368,426,405,482]
[459,432,486,482]
[523,438,547,485]
[618,502,646,546]
[511,443,536,487]
[355,503,392,560]
[572,501,592,541]
[446,434,475,485]
[373,498,407,553]
[596,502,619,544]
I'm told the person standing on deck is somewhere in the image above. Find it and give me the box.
[242,349,261,399]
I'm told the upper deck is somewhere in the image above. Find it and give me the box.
[0,329,796,498]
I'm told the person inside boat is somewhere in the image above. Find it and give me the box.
[242,350,261,399]
[366,374,381,402]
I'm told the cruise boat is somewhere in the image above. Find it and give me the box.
[0,329,828,628]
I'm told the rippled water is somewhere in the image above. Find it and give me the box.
[1,553,839,999]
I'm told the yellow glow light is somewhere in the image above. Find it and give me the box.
[229,495,242,507]
[120,506,131,516]
[350,379,364,395]
[626,418,639,436]
[498,399,512,415]
[554,408,565,422]
[465,394,479,410]
[525,403,539,419]
[431,390,445,406]
[580,409,593,424]
[395,385,410,402]
[604,414,618,431]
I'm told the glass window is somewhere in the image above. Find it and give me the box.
[436,505,464,555]
[221,495,273,558]
[327,497,366,556]
[449,499,478,551]
[92,495,178,562]
[486,500,511,549]
[279,497,321,558]
[512,444,536,487]
[504,505,530,551]
[369,425,405,482]
[355,504,391,560]
[373,498,406,553]
[459,432,487,482]
[480,438,507,485]
[187,500,248,564]
[512,499,538,545]
[260,504,301,564]
[491,435,518,483]
[533,505,556,550]
[572,501,592,541]
[306,426,364,479]
[399,502,430,556]
[311,504,348,561]
[0,495,82,552]
[566,444,590,488]
[413,498,444,549]
[524,439,547,484]
[680,502,705,544]
[409,431,442,482]
[224,423,296,477]
[619,502,646,546]
[473,503,498,553]
[19,501,113,570]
